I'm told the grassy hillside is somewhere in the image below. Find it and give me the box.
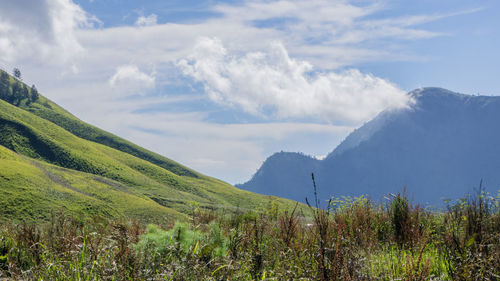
[0,69,299,222]
[0,145,184,223]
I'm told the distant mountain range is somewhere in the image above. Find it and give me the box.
[237,88,500,206]
[0,69,297,222]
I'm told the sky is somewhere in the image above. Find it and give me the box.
[0,0,499,184]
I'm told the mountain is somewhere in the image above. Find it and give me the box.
[0,69,298,222]
[238,88,500,205]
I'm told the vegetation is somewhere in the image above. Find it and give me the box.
[0,190,498,280]
[0,145,184,222]
[0,68,299,222]
[12,68,21,80]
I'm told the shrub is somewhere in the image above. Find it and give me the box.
[391,192,410,246]
[134,223,201,258]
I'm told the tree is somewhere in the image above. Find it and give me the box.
[13,68,21,80]
[21,84,29,100]
[0,71,10,101]
[10,82,21,104]
[31,84,39,102]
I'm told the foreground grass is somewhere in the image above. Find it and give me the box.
[0,190,498,280]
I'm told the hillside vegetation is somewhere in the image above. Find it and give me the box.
[0,145,186,222]
[0,69,299,222]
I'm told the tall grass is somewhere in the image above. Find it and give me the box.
[0,189,498,280]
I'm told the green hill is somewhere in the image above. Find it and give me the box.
[0,69,298,222]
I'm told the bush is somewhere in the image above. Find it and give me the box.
[134,222,201,258]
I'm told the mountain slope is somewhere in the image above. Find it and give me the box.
[0,69,298,221]
[238,88,500,205]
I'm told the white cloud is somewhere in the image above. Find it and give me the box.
[109,65,155,93]
[135,14,158,27]
[179,37,411,124]
[213,0,444,46]
[0,0,98,70]
[214,0,376,27]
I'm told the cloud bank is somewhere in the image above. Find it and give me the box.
[0,0,98,69]
[179,37,411,124]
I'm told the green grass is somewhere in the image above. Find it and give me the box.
[0,69,300,222]
[0,145,184,223]
[366,243,449,279]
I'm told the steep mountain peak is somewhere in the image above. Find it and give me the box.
[409,87,500,115]
[409,87,461,97]
[409,87,476,108]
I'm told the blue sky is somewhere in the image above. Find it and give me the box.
[0,0,499,184]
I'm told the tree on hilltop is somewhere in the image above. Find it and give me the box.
[13,68,21,80]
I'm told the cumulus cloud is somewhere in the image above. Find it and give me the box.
[0,0,98,69]
[109,65,155,93]
[179,37,411,124]
[135,14,158,27]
